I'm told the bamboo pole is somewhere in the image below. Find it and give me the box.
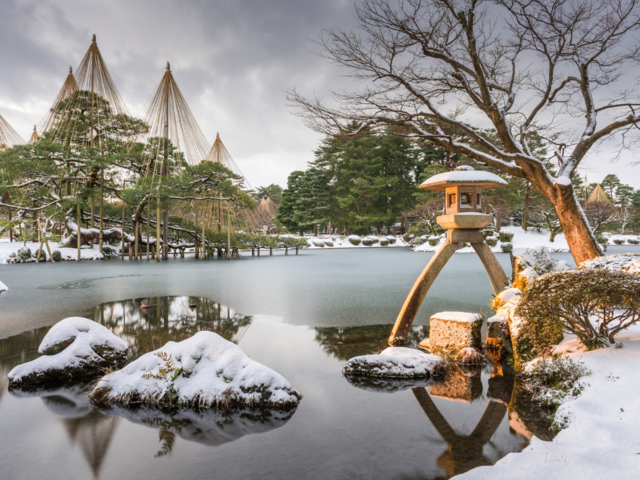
[99,170,104,251]
[77,201,81,261]
[90,189,95,248]
[195,200,199,259]
[147,201,150,260]
[121,179,125,260]
[156,197,161,261]
[36,219,44,262]
[201,200,206,259]
[227,200,231,259]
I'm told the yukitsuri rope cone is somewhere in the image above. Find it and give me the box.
[36,66,79,136]
[0,112,24,150]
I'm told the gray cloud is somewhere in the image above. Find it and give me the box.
[0,0,638,188]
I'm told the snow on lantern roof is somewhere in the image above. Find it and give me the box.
[419,166,507,191]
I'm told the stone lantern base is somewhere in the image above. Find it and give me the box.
[388,229,509,346]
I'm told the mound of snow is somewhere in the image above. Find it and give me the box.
[8,317,128,388]
[0,280,7,293]
[343,347,446,378]
[90,331,301,409]
[578,253,640,275]
[102,404,296,447]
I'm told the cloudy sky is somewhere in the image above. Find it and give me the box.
[0,0,638,188]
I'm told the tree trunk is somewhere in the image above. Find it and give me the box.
[552,185,602,264]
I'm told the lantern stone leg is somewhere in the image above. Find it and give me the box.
[471,242,509,294]
[389,241,458,345]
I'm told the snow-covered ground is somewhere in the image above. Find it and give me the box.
[0,240,118,264]
[413,226,571,254]
[457,325,640,480]
[303,234,410,249]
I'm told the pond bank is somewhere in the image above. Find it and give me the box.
[458,325,640,480]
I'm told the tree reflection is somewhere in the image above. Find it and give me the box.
[88,296,252,360]
[10,383,117,478]
[313,324,429,361]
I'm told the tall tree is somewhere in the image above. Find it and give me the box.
[290,0,640,263]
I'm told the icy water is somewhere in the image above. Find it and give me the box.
[0,246,637,479]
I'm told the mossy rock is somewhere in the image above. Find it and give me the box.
[41,337,76,355]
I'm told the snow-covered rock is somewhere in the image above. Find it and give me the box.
[102,404,296,447]
[343,347,446,378]
[8,317,128,388]
[90,331,301,409]
[578,253,640,275]
[0,280,7,293]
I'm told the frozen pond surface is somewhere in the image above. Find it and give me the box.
[0,246,637,479]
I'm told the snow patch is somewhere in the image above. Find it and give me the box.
[431,311,481,323]
[578,253,640,275]
[0,280,7,292]
[555,175,572,186]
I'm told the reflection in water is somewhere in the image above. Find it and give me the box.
[0,296,259,476]
[344,375,438,393]
[314,324,429,361]
[100,405,296,456]
[88,296,253,360]
[11,383,117,478]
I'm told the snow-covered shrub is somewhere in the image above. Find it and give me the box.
[485,237,498,247]
[403,233,414,242]
[362,238,375,246]
[379,238,389,246]
[388,237,396,245]
[51,250,62,262]
[595,235,608,245]
[499,231,514,242]
[101,246,115,259]
[17,247,32,261]
[367,236,380,244]
[312,240,325,247]
[348,235,362,246]
[90,331,301,409]
[521,358,590,410]
[517,269,640,350]
[500,242,513,253]
[8,317,128,388]
[613,237,625,245]
[628,237,640,245]
[34,249,47,262]
[409,235,427,246]
[515,246,570,289]
[324,240,334,247]
[578,252,640,275]
[428,236,440,246]
[483,225,496,238]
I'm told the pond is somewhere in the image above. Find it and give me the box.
[1,246,637,479]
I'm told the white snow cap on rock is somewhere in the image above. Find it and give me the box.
[343,347,445,378]
[91,331,301,408]
[0,280,7,292]
[9,317,128,384]
[431,311,481,323]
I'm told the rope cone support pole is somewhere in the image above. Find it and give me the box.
[227,200,231,260]
[99,171,104,251]
[77,201,81,262]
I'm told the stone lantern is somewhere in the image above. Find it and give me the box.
[389,166,510,346]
